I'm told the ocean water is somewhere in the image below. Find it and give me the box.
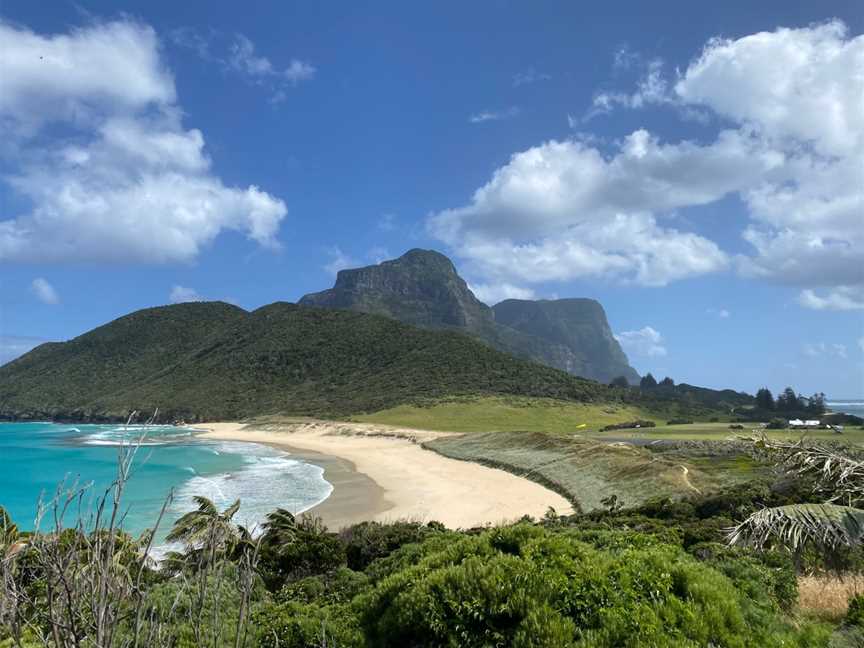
[0,422,333,544]
[828,400,864,418]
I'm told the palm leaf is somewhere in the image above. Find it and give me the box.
[752,439,864,504]
[728,503,864,554]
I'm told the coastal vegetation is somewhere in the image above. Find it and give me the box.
[0,302,610,422]
[3,441,864,647]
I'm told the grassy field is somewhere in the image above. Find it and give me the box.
[354,395,678,434]
[423,430,762,512]
[355,396,864,444]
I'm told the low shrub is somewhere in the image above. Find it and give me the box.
[340,520,443,571]
[729,423,745,430]
[353,524,810,647]
[254,601,363,648]
[766,418,788,430]
[846,593,864,628]
[667,418,694,425]
[600,420,656,432]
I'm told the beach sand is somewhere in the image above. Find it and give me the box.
[193,420,573,530]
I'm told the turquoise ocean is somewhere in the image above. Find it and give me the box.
[0,422,333,546]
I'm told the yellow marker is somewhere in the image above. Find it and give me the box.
[575,423,587,429]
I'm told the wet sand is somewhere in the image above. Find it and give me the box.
[193,420,574,529]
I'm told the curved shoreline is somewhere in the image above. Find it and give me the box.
[193,421,574,529]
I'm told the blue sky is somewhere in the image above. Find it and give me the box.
[1,1,862,397]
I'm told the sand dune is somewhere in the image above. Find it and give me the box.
[193,420,573,529]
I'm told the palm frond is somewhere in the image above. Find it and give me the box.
[727,503,864,554]
[753,438,864,504]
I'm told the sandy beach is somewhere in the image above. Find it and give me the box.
[193,420,573,529]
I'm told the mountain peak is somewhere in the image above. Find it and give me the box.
[301,249,639,383]
[300,249,490,330]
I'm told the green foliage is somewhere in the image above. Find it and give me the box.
[352,524,811,647]
[600,419,656,431]
[757,387,777,411]
[254,600,363,648]
[767,417,788,429]
[339,520,443,571]
[0,302,611,421]
[640,372,658,389]
[259,515,346,588]
[845,593,864,628]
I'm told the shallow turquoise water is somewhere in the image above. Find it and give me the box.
[0,422,332,543]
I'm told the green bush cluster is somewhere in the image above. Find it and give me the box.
[4,480,852,647]
[600,419,656,431]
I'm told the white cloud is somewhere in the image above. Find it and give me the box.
[0,335,50,365]
[708,308,731,318]
[804,342,848,360]
[676,23,863,295]
[513,68,551,87]
[858,336,864,353]
[588,58,670,118]
[175,31,314,97]
[284,59,316,84]
[615,326,667,357]
[431,22,863,298]
[0,20,175,135]
[324,246,357,276]
[31,278,59,304]
[469,282,537,306]
[229,34,274,76]
[469,107,520,123]
[169,285,203,303]
[0,20,287,264]
[798,286,864,311]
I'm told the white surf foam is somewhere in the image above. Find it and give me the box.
[168,441,333,534]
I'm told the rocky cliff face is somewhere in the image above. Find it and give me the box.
[300,249,640,384]
[493,299,640,385]
[300,249,494,333]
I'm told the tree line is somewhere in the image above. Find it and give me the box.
[755,387,826,415]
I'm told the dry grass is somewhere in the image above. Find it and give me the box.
[798,574,864,621]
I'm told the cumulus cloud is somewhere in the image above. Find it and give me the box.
[469,282,537,306]
[430,22,863,297]
[31,278,59,304]
[0,19,287,264]
[469,107,520,123]
[708,308,731,318]
[615,326,667,357]
[798,286,864,311]
[169,285,203,303]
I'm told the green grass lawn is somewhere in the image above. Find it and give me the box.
[354,396,662,434]
[355,396,864,444]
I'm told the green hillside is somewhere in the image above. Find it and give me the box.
[0,301,608,422]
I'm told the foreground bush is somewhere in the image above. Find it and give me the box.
[353,524,821,647]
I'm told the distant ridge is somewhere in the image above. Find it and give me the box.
[0,301,607,422]
[300,248,640,383]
